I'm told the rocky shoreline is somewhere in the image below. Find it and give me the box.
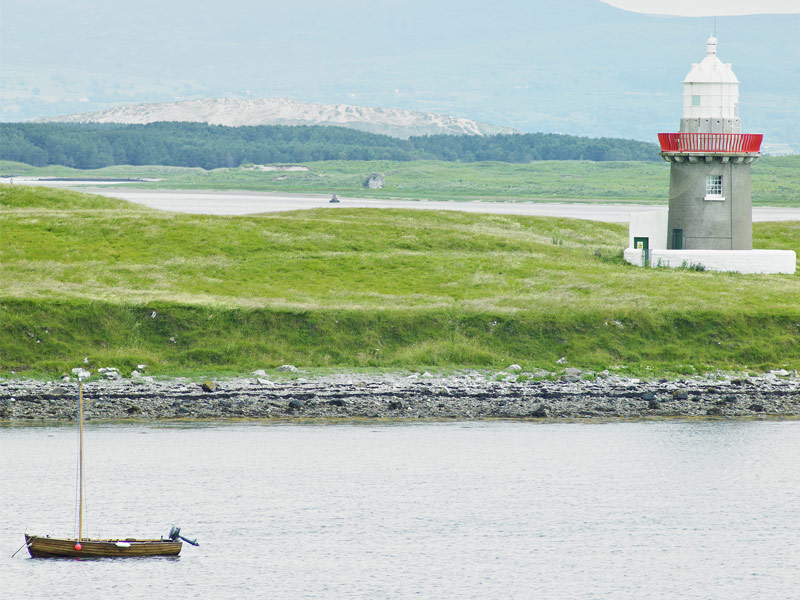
[3,367,800,422]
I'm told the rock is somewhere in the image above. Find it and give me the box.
[388,400,404,410]
[706,407,723,416]
[200,381,217,393]
[673,389,689,400]
[328,398,346,407]
[126,405,142,415]
[255,378,275,387]
[507,364,522,372]
[71,368,91,380]
[641,392,656,402]
[556,357,568,365]
[529,405,548,418]
[131,370,142,379]
[560,374,581,383]
[103,371,122,380]
[648,399,661,410]
[772,369,790,377]
[288,399,304,410]
[251,369,267,377]
[748,403,765,412]
[564,367,583,377]
[277,365,299,373]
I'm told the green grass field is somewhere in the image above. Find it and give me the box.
[2,184,800,378]
[3,155,800,205]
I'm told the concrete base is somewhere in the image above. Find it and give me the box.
[623,248,796,274]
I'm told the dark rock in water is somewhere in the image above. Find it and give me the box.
[201,381,217,393]
[328,398,346,407]
[288,399,304,410]
[648,399,661,410]
[673,389,689,400]
[388,400,404,411]
[641,392,656,402]
[706,407,723,416]
[748,404,765,413]
[529,405,547,418]
[126,405,141,415]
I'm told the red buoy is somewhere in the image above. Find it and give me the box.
[74,542,82,551]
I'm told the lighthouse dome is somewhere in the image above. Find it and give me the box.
[681,37,740,128]
[683,37,739,84]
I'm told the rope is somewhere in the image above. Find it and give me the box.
[11,538,33,558]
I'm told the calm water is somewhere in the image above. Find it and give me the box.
[2,420,800,599]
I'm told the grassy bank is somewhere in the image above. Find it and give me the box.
[2,185,800,377]
[3,155,800,204]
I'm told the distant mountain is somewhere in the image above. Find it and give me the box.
[36,98,519,140]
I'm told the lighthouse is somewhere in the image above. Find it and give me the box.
[660,36,760,250]
[624,37,795,274]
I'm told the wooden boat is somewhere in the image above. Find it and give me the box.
[24,535,182,558]
[23,380,197,559]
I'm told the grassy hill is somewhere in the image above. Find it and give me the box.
[2,185,800,377]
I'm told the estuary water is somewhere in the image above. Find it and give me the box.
[2,420,800,599]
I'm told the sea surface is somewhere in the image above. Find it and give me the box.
[2,420,799,599]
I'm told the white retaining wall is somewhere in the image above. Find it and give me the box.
[623,248,796,274]
[628,209,668,250]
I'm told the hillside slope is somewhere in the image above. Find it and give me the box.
[2,185,800,376]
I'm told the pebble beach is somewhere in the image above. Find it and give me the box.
[3,367,800,422]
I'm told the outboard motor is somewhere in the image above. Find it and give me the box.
[168,525,199,546]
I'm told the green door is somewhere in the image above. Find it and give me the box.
[671,229,684,250]
[633,236,649,266]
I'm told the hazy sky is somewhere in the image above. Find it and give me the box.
[601,0,800,16]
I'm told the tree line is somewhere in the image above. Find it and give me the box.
[0,122,660,169]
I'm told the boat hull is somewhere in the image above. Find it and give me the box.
[25,534,182,558]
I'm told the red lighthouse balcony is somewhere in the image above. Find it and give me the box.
[658,133,763,154]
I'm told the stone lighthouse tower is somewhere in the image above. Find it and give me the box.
[659,37,762,250]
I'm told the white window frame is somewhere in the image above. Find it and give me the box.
[704,174,725,201]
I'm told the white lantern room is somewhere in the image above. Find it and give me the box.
[681,37,741,133]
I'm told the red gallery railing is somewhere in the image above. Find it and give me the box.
[658,133,763,154]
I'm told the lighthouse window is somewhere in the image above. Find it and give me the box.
[692,95,701,106]
[705,175,724,200]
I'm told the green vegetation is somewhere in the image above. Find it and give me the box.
[0,122,660,169]
[2,185,800,378]
[3,155,799,204]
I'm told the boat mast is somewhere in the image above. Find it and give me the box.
[78,380,84,542]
